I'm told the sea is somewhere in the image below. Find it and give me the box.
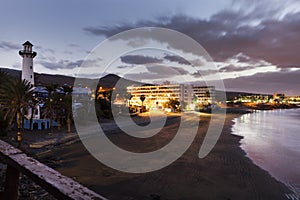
[232,108,300,195]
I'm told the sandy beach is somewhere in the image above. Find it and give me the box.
[37,113,291,200]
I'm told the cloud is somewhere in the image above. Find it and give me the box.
[232,53,251,63]
[192,69,219,77]
[124,72,170,80]
[163,54,191,65]
[146,64,189,75]
[35,46,55,55]
[116,65,133,69]
[224,69,300,95]
[120,55,163,65]
[39,59,101,70]
[219,64,255,72]
[39,60,84,70]
[83,6,300,67]
[0,41,20,51]
[278,65,300,69]
[68,43,80,48]
[123,64,189,81]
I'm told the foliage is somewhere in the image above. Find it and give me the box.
[0,111,9,136]
[0,78,34,146]
[166,99,181,112]
[140,94,146,105]
[42,84,59,131]
[0,78,34,129]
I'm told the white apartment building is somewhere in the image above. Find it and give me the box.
[127,84,215,110]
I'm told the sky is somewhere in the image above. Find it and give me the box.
[0,0,300,95]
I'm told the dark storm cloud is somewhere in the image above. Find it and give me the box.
[39,60,84,70]
[83,9,300,67]
[278,65,300,69]
[192,69,218,77]
[163,55,191,65]
[123,64,189,80]
[224,69,300,95]
[0,41,20,51]
[120,55,163,65]
[39,59,100,70]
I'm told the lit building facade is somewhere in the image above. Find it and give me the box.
[193,86,215,104]
[127,84,215,110]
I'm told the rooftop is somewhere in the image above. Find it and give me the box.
[23,41,33,46]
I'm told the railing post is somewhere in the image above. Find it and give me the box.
[4,164,20,200]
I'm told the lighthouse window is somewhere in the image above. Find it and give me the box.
[30,66,32,69]
[30,75,32,78]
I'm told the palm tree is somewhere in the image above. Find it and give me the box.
[0,78,34,147]
[60,85,73,133]
[140,94,145,106]
[28,97,39,130]
[43,84,59,132]
[0,69,9,82]
[140,95,146,113]
[0,70,11,135]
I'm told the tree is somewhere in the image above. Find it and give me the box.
[125,92,132,106]
[0,79,34,147]
[140,94,145,106]
[59,85,73,133]
[0,70,11,135]
[43,84,59,132]
[28,97,39,130]
[0,69,9,83]
[167,99,181,112]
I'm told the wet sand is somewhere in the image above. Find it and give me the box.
[40,113,291,200]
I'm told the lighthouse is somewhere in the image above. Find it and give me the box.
[19,41,37,86]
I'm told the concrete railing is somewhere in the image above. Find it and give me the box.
[0,139,107,200]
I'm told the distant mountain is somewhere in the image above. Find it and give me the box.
[1,67,271,100]
[0,68,75,86]
[0,68,21,79]
[0,67,139,89]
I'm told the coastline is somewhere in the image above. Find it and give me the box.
[36,112,291,200]
[231,108,300,198]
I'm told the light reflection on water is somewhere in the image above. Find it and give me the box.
[232,109,300,185]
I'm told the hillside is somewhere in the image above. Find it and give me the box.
[1,67,271,100]
[0,68,139,89]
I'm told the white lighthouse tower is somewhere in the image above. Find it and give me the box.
[19,41,37,86]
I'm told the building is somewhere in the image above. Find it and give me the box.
[19,41,37,86]
[19,41,52,130]
[127,84,215,111]
[73,86,92,101]
[193,86,215,104]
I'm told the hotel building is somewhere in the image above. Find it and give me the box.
[127,84,215,110]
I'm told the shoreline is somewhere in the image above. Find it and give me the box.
[231,109,300,198]
[36,112,292,200]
